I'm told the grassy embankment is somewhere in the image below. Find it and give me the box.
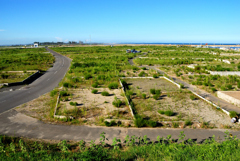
[0,131,240,160]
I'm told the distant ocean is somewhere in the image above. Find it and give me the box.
[121,43,240,45]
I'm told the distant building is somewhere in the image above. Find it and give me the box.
[34,42,39,47]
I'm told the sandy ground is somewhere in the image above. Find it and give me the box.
[127,78,237,128]
[219,91,240,100]
[58,88,132,120]
[126,78,179,93]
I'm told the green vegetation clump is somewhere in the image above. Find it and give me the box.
[84,74,92,80]
[150,89,156,94]
[108,82,118,89]
[229,111,238,118]
[104,120,116,127]
[60,91,69,97]
[153,74,158,78]
[112,97,123,107]
[63,82,73,88]
[69,102,77,106]
[153,94,160,100]
[50,89,58,97]
[185,119,192,126]
[142,93,147,99]
[101,91,110,96]
[92,89,98,94]
[158,110,174,116]
[92,82,99,88]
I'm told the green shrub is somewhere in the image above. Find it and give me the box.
[229,111,238,118]
[91,89,98,94]
[150,89,156,94]
[63,82,72,88]
[101,91,109,96]
[155,89,161,95]
[138,71,145,77]
[237,82,240,88]
[142,67,147,70]
[112,97,122,107]
[92,82,99,88]
[158,110,165,114]
[69,102,77,106]
[142,93,147,99]
[190,94,196,100]
[108,82,118,89]
[172,122,179,128]
[50,89,58,97]
[134,115,145,128]
[153,74,158,78]
[185,119,192,126]
[180,83,184,89]
[60,91,69,97]
[84,74,92,80]
[164,110,174,116]
[226,84,232,90]
[104,121,111,127]
[146,120,157,127]
[211,88,217,92]
[153,94,160,100]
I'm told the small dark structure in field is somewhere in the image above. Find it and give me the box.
[126,49,141,53]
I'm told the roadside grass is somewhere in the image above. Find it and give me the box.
[0,131,239,160]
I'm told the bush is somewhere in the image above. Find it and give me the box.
[142,67,147,70]
[155,89,161,95]
[229,111,238,118]
[108,82,118,89]
[153,74,158,78]
[101,91,109,96]
[84,74,92,80]
[185,119,192,126]
[153,94,160,100]
[237,82,240,88]
[112,97,122,107]
[158,110,165,114]
[180,83,184,89]
[92,82,99,88]
[63,82,73,88]
[138,71,145,77]
[92,89,98,94]
[50,89,58,97]
[150,89,155,94]
[69,102,77,106]
[142,93,147,99]
[226,84,232,90]
[190,94,196,100]
[146,120,157,127]
[164,110,174,116]
[172,122,179,128]
[104,120,117,127]
[211,88,217,92]
[60,91,69,97]
[134,115,145,128]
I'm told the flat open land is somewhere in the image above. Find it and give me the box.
[126,78,234,128]
[57,88,132,123]
[220,91,240,100]
[126,78,179,93]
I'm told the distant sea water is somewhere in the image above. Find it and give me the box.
[121,43,240,45]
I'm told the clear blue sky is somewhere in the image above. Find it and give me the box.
[1,0,240,45]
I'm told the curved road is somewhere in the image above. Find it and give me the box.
[0,47,71,113]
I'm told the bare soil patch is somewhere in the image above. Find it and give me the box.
[126,78,179,93]
[127,78,237,128]
[57,88,133,122]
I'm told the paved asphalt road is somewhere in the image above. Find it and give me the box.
[0,47,71,113]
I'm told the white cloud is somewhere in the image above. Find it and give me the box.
[64,39,68,43]
[0,29,5,31]
[55,37,63,42]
